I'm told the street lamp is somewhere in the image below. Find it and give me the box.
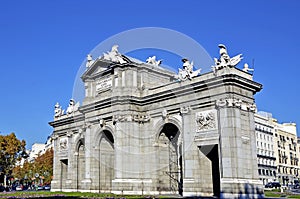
[3,154,10,187]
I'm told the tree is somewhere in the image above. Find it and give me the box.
[0,133,26,185]
[12,161,31,181]
[12,148,53,185]
[33,148,53,184]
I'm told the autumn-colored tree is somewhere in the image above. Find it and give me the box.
[0,133,26,179]
[11,148,53,185]
[32,148,53,184]
[12,161,32,181]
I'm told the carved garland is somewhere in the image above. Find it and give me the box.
[216,98,257,112]
[113,113,151,124]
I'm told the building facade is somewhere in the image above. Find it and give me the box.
[28,143,46,163]
[49,45,263,197]
[254,112,300,186]
[254,112,276,185]
[273,121,299,185]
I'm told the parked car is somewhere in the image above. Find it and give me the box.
[44,185,51,190]
[265,182,281,188]
[294,183,300,189]
[15,185,23,191]
[265,182,272,188]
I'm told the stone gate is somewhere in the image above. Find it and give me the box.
[49,44,263,198]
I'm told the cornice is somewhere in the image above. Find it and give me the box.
[49,113,84,128]
[79,69,262,114]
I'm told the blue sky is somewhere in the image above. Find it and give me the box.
[0,0,299,148]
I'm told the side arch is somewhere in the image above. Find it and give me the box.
[154,116,182,142]
[93,125,115,148]
[75,138,85,190]
[154,117,183,195]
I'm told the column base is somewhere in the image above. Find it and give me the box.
[80,178,92,190]
[112,179,155,195]
[220,178,264,198]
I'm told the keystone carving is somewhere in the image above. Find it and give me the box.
[180,106,191,115]
[162,109,168,119]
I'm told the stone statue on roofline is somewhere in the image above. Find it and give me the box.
[243,63,254,73]
[212,44,243,73]
[66,99,80,115]
[101,44,127,64]
[174,58,201,81]
[85,54,95,68]
[54,102,64,118]
[146,56,162,66]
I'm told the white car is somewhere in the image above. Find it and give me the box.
[44,185,51,190]
[16,185,23,191]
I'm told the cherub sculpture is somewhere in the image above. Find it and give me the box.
[242,63,254,73]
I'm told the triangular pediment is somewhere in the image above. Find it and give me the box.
[81,55,134,81]
[81,58,113,80]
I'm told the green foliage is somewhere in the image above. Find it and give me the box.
[0,133,26,176]
[263,189,300,198]
[0,191,167,198]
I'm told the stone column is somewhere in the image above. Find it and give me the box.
[181,106,214,196]
[216,98,263,198]
[50,135,60,191]
[82,124,92,189]
[65,131,74,191]
[180,106,194,195]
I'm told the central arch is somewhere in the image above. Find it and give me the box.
[156,122,183,195]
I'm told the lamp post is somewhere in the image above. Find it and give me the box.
[3,154,10,188]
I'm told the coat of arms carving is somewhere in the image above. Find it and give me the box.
[59,138,68,151]
[196,110,217,132]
